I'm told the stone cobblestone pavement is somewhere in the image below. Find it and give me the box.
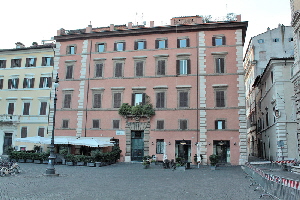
[0,163,271,200]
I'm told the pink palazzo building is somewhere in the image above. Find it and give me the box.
[52,15,248,165]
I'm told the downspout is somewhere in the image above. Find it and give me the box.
[84,40,93,137]
[196,32,199,144]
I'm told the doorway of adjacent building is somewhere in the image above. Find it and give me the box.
[131,131,144,161]
[213,140,230,163]
[175,140,191,162]
[3,133,13,155]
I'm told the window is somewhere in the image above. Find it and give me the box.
[156,120,164,129]
[11,59,21,68]
[155,39,168,49]
[63,93,72,108]
[215,58,225,73]
[0,79,3,89]
[114,42,125,51]
[23,78,35,88]
[92,119,100,129]
[113,120,120,129]
[289,37,293,42]
[8,103,14,115]
[25,58,36,67]
[93,93,102,108]
[179,91,189,108]
[95,63,103,78]
[179,119,188,130]
[212,36,226,46]
[132,93,145,106]
[134,40,146,50]
[21,127,27,138]
[157,59,166,75]
[41,57,53,66]
[273,38,279,42]
[176,59,191,75]
[156,92,165,108]
[135,61,144,77]
[39,77,52,88]
[113,93,122,108]
[266,111,269,127]
[177,38,190,48]
[38,127,45,137]
[8,78,19,89]
[258,39,264,44]
[66,65,73,79]
[23,102,30,115]
[67,45,76,54]
[40,102,47,115]
[62,120,69,128]
[216,90,225,107]
[0,60,6,68]
[215,120,225,129]
[97,43,106,52]
[156,139,164,154]
[114,62,123,77]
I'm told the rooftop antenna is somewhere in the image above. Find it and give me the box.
[90,21,91,26]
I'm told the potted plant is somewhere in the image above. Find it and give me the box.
[142,156,151,169]
[33,153,42,164]
[86,156,95,167]
[9,151,18,162]
[209,154,219,170]
[175,157,186,171]
[92,150,103,167]
[40,152,49,164]
[18,151,26,163]
[74,155,86,166]
[26,153,34,163]
[59,149,68,165]
[65,154,75,166]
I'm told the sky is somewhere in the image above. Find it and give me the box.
[0,0,291,50]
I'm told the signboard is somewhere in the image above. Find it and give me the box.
[116,130,125,135]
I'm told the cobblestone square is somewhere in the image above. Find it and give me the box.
[0,163,268,200]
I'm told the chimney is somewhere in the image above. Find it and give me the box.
[236,15,241,22]
[128,22,133,29]
[171,19,175,26]
[195,17,203,24]
[150,21,154,28]
[110,24,114,31]
[86,25,92,33]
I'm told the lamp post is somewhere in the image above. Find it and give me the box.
[46,73,59,175]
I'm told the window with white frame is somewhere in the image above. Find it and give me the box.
[176,55,191,75]
[215,120,225,129]
[156,139,164,154]
[95,62,104,78]
[96,43,106,53]
[66,65,73,79]
[213,85,227,107]
[41,57,53,66]
[92,119,100,129]
[179,119,188,130]
[156,120,164,129]
[11,59,21,68]
[177,38,190,48]
[112,119,120,129]
[134,40,146,50]
[114,41,125,51]
[21,127,27,138]
[62,119,69,128]
[8,77,19,89]
[67,45,76,54]
[38,127,45,137]
[40,102,47,115]
[135,60,144,77]
[132,93,145,106]
[63,91,73,108]
[23,102,30,115]
[155,38,168,49]
[25,58,36,67]
[0,60,6,68]
[23,77,35,88]
[156,59,166,76]
[0,78,3,89]
[114,62,124,77]
[8,102,14,115]
[39,77,52,88]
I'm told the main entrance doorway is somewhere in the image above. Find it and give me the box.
[175,140,191,162]
[3,133,13,155]
[131,131,144,161]
[213,140,230,163]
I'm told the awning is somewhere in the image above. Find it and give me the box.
[15,136,114,147]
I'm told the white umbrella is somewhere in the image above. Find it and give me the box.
[70,138,114,147]
[15,136,49,144]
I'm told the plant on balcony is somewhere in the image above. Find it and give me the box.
[118,103,155,118]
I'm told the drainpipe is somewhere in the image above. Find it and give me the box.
[84,40,93,137]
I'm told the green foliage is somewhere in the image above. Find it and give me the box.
[209,154,219,166]
[64,154,75,162]
[175,157,185,166]
[74,155,87,162]
[118,103,155,118]
[33,145,41,153]
[59,149,68,156]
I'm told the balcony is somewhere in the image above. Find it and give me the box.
[0,115,20,125]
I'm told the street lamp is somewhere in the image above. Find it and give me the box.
[46,73,59,175]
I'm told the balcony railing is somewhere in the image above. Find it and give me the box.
[0,115,20,124]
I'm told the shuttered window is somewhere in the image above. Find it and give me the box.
[176,59,191,75]
[157,60,165,75]
[8,78,19,89]
[93,119,100,129]
[179,119,188,130]
[177,38,190,48]
[66,65,73,79]
[155,39,168,49]
[39,77,52,88]
[38,127,45,137]
[212,36,226,46]
[216,91,225,107]
[62,120,69,128]
[113,93,121,108]
[215,58,225,73]
[11,59,21,67]
[40,102,47,115]
[8,103,14,115]
[63,94,72,108]
[134,41,147,50]
[0,60,6,68]
[25,58,36,67]
[42,57,54,66]
[179,92,188,107]
[21,127,27,138]
[23,103,30,115]
[135,61,144,77]
[93,93,101,108]
[156,92,165,108]
[114,42,125,51]
[115,63,123,77]
[0,79,3,89]
[95,63,103,77]
[215,120,225,129]
[113,120,120,129]
[132,93,146,106]
[156,120,164,129]
[23,78,35,88]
